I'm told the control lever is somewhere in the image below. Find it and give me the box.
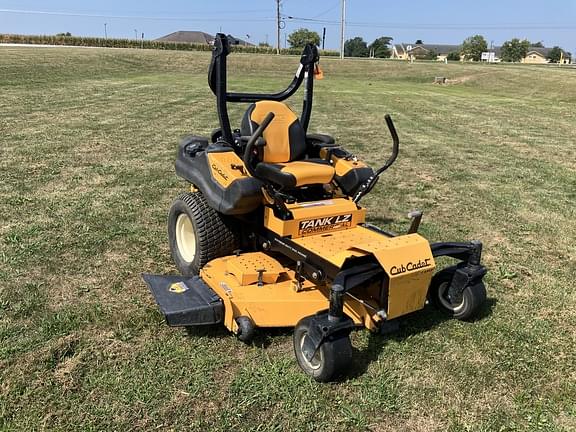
[243,112,275,177]
[353,114,400,203]
[407,210,423,234]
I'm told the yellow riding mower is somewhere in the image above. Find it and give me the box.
[143,34,487,382]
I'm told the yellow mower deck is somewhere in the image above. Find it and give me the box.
[201,219,436,333]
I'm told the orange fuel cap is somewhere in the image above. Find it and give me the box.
[314,64,324,80]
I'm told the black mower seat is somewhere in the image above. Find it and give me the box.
[242,101,336,188]
[255,159,334,188]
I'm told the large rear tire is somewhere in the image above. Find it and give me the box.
[168,192,239,276]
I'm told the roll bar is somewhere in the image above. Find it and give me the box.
[208,33,319,144]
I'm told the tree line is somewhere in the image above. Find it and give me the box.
[287,28,392,58]
[460,35,569,63]
[287,28,571,63]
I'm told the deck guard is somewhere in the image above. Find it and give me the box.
[143,274,224,326]
[372,235,435,319]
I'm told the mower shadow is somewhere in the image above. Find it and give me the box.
[184,324,230,339]
[251,328,293,348]
[346,297,497,379]
[184,324,293,348]
[366,216,396,227]
[183,298,496,380]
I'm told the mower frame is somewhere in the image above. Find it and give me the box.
[143,33,489,382]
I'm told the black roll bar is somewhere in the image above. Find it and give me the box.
[208,33,319,144]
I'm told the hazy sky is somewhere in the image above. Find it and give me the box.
[1,0,575,51]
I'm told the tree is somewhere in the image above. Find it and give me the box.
[547,46,563,63]
[258,42,271,48]
[415,39,424,45]
[369,36,392,58]
[425,49,438,60]
[287,28,320,48]
[447,51,461,61]
[531,41,545,48]
[344,37,369,57]
[461,35,487,61]
[56,32,72,37]
[500,38,530,62]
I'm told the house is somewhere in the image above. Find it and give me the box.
[523,47,565,64]
[392,43,461,61]
[392,42,570,64]
[155,31,254,47]
[522,48,550,64]
[156,31,215,45]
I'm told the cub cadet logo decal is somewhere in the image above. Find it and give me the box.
[169,282,189,294]
[390,259,432,276]
[211,163,229,181]
[299,214,352,235]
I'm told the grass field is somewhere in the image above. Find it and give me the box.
[1,47,575,431]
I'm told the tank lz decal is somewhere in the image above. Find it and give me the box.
[299,214,352,235]
[390,258,432,276]
[211,163,229,182]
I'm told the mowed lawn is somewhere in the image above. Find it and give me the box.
[1,47,575,431]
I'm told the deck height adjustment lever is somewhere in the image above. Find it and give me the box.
[256,269,266,287]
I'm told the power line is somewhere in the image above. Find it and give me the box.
[3,7,574,31]
[283,15,576,30]
[311,3,340,19]
[0,8,275,22]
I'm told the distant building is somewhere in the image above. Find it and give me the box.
[155,31,254,47]
[392,41,569,64]
[156,31,215,45]
[392,43,461,61]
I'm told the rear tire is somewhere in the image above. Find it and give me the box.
[293,317,353,382]
[429,268,487,321]
[168,191,239,276]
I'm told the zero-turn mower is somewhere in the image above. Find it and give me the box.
[143,34,488,382]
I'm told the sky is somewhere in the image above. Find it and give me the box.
[0,0,575,51]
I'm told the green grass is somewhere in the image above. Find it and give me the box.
[1,46,575,431]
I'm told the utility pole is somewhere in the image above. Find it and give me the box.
[322,27,326,50]
[340,0,346,59]
[134,29,138,40]
[276,0,281,55]
[104,23,108,39]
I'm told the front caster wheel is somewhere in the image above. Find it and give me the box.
[235,316,256,344]
[293,317,353,382]
[429,268,487,321]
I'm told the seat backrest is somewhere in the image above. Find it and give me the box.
[241,101,307,164]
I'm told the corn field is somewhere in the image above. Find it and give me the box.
[0,34,340,56]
